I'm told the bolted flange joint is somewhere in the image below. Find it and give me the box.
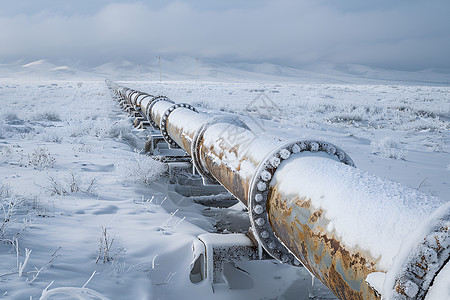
[145,96,174,129]
[248,139,355,266]
[135,94,153,109]
[130,92,150,108]
[391,206,449,300]
[160,103,198,149]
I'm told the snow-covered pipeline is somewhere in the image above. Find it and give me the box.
[107,81,449,300]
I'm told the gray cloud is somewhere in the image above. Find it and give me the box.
[1,0,449,70]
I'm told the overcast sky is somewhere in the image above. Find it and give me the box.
[1,0,449,70]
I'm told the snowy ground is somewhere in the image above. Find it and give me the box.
[0,78,448,299]
[130,80,449,201]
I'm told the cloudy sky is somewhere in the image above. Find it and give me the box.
[1,0,449,70]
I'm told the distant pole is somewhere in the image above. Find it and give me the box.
[194,57,199,82]
[157,56,162,82]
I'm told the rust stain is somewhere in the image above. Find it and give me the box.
[201,154,249,204]
[295,197,311,209]
[167,124,195,155]
[267,186,381,300]
[395,282,407,296]
[328,264,364,300]
[308,209,323,224]
[314,253,321,265]
[198,139,264,205]
[433,235,443,252]
[431,226,447,252]
[208,137,260,170]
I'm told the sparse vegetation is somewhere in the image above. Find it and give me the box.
[27,146,56,169]
[46,170,98,196]
[371,137,406,160]
[96,226,115,263]
[114,151,166,185]
[32,111,61,122]
[0,183,27,241]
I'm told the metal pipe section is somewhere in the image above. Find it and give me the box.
[106,80,449,300]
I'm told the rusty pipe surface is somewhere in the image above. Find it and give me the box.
[106,81,449,300]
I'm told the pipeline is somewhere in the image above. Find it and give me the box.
[106,80,449,300]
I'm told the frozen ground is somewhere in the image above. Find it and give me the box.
[0,76,448,299]
[130,80,449,201]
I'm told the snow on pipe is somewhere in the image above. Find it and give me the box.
[106,80,449,300]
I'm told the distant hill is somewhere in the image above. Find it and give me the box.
[0,57,449,85]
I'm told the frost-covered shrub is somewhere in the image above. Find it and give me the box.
[72,144,92,157]
[0,182,12,199]
[108,121,139,147]
[66,117,136,144]
[67,117,138,146]
[114,152,166,184]
[0,145,14,163]
[0,182,24,239]
[421,139,443,152]
[396,117,446,132]
[46,170,98,196]
[91,119,111,139]
[41,127,64,143]
[32,110,61,122]
[28,147,56,169]
[371,137,406,159]
[67,119,94,137]
[96,226,116,263]
[0,120,10,139]
[31,196,55,218]
[2,111,19,123]
[108,121,131,139]
[328,113,364,124]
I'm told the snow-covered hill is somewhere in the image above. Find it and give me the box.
[1,57,449,85]
[1,59,96,80]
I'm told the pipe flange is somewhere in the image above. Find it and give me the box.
[121,88,133,102]
[136,93,153,109]
[191,116,250,184]
[128,90,140,102]
[146,96,174,129]
[160,103,198,148]
[125,90,137,104]
[131,92,150,108]
[248,139,355,266]
[391,207,449,299]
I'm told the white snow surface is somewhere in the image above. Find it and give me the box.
[0,70,449,299]
[365,272,386,295]
[0,79,339,299]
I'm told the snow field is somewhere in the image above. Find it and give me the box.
[0,78,448,299]
[0,79,339,299]
[129,80,449,201]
